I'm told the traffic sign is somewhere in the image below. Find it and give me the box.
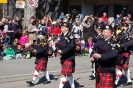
[29,0,38,8]
[16,0,25,8]
[0,0,7,3]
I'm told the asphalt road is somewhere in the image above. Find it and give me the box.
[0,55,133,88]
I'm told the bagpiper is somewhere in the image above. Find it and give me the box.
[90,25,119,88]
[26,31,51,86]
[56,22,76,88]
[115,23,132,87]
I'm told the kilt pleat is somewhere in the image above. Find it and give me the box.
[96,68,115,88]
[61,60,75,76]
[35,59,48,72]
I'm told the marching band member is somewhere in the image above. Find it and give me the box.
[115,23,132,87]
[26,31,51,86]
[56,22,76,88]
[90,25,119,88]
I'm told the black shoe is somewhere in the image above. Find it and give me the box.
[26,81,35,87]
[114,84,117,88]
[43,80,51,84]
[89,75,95,80]
[123,82,132,86]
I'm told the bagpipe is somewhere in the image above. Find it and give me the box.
[55,42,67,51]
[92,39,125,67]
[91,43,110,68]
[31,35,53,57]
[55,38,81,52]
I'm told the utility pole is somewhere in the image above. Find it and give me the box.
[23,0,35,30]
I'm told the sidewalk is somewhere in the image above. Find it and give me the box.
[0,67,133,88]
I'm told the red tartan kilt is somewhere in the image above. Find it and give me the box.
[116,56,130,71]
[35,59,48,72]
[96,69,115,88]
[61,60,75,76]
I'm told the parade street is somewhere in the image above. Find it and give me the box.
[0,55,133,88]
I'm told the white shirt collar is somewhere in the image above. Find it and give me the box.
[98,33,102,35]
[105,37,111,41]
[63,31,68,36]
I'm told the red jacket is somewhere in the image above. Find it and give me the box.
[52,27,61,36]
[101,16,108,22]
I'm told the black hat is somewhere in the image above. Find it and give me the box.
[60,22,69,27]
[96,23,104,30]
[122,23,128,27]
[96,26,103,30]
[103,25,113,31]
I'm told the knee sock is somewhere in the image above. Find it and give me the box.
[44,69,50,81]
[115,71,122,85]
[59,77,67,88]
[125,69,132,82]
[93,66,95,77]
[67,75,75,88]
[32,70,39,83]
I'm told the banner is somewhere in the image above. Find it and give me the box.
[0,0,7,3]
[28,0,38,8]
[16,0,25,8]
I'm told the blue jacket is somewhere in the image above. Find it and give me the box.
[114,18,120,26]
[58,15,65,20]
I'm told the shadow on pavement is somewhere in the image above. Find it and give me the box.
[64,77,84,88]
[35,74,55,85]
[117,74,127,87]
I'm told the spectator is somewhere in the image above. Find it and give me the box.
[15,16,22,30]
[101,12,109,25]
[6,19,14,45]
[58,12,65,22]
[71,21,83,39]
[19,30,29,46]
[0,18,6,31]
[52,22,61,37]
[28,19,36,44]
[22,43,31,59]
[13,38,19,49]
[2,32,10,46]
[83,20,93,42]
[114,14,120,28]
[15,44,23,59]
[39,19,47,36]
[3,45,15,60]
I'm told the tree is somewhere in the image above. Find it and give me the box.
[0,4,2,20]
[23,0,35,29]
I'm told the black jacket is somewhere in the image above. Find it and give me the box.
[59,32,75,61]
[91,38,119,73]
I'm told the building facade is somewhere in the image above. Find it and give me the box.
[2,0,133,22]
[66,0,133,22]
